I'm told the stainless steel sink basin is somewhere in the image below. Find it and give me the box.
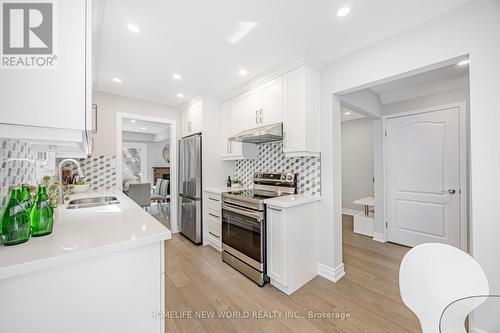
[66,196,120,209]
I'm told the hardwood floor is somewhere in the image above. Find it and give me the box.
[165,215,420,332]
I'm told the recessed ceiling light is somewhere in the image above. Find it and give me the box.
[130,119,136,123]
[141,127,147,130]
[344,111,351,116]
[457,59,470,66]
[172,74,182,80]
[177,93,184,98]
[127,24,140,33]
[337,6,351,17]
[113,77,122,83]
[238,69,247,76]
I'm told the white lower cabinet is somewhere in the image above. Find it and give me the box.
[203,191,222,251]
[266,201,319,295]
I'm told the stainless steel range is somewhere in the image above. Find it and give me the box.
[221,172,297,286]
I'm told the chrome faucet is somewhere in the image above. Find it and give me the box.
[58,159,85,201]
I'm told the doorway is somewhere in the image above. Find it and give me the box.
[116,112,178,232]
[339,61,470,251]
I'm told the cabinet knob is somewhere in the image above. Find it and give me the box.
[448,189,456,194]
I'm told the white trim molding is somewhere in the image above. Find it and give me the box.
[318,263,345,283]
[222,51,324,102]
[116,112,179,233]
[373,232,386,243]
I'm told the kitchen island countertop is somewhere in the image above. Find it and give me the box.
[0,190,171,280]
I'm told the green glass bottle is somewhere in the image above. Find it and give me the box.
[1,186,31,246]
[20,184,33,212]
[30,184,54,237]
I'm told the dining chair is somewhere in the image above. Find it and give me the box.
[399,243,489,333]
[151,179,169,212]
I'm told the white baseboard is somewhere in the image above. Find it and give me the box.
[342,208,363,216]
[470,327,489,333]
[318,263,345,283]
[373,232,386,243]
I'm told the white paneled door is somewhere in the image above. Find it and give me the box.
[385,107,462,248]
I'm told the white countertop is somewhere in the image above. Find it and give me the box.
[353,196,375,206]
[0,191,171,280]
[264,194,322,208]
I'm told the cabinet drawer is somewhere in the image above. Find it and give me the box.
[208,208,221,220]
[206,194,221,210]
[207,216,221,238]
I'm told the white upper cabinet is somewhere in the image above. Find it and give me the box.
[260,78,283,126]
[0,0,90,132]
[282,65,320,156]
[220,99,257,160]
[236,79,283,132]
[182,100,203,137]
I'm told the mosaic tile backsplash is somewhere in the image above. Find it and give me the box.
[0,139,36,209]
[234,142,321,195]
[70,155,118,191]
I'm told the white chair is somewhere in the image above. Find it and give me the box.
[399,243,489,333]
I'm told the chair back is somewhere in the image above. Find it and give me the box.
[158,179,169,197]
[128,183,151,208]
[154,178,162,194]
[399,243,489,333]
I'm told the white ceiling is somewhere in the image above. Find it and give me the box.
[122,117,171,135]
[94,0,473,106]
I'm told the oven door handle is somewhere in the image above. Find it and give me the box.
[222,203,263,221]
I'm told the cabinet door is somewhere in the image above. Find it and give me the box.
[221,100,243,158]
[182,108,190,137]
[282,66,306,153]
[182,102,203,136]
[267,206,286,286]
[261,78,283,126]
[220,101,232,156]
[0,0,88,131]
[241,88,261,131]
[190,102,203,133]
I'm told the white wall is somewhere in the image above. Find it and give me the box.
[320,0,500,329]
[92,92,181,156]
[341,119,374,211]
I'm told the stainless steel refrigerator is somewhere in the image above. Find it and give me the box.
[178,133,202,244]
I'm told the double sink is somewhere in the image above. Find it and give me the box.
[66,196,120,209]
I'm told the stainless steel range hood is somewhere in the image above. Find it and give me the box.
[228,123,283,144]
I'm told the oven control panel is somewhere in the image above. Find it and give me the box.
[253,172,297,186]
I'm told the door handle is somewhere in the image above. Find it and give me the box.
[448,189,456,194]
[255,110,259,124]
[259,109,263,123]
